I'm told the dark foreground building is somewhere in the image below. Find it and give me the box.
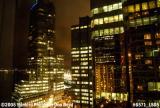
[123,0,160,104]
[13,0,64,104]
[71,16,93,108]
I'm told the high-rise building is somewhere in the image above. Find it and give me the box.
[12,0,64,104]
[90,0,127,105]
[71,16,93,108]
[123,0,160,104]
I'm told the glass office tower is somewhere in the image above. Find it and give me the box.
[71,16,93,108]
[123,0,160,104]
[13,0,64,104]
[90,0,127,105]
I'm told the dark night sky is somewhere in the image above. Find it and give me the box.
[53,0,90,68]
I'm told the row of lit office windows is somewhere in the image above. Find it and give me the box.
[74,100,93,104]
[92,27,124,37]
[91,2,122,15]
[72,74,88,77]
[74,89,92,92]
[129,16,158,27]
[125,1,160,13]
[91,14,123,27]
[72,58,92,61]
[72,66,92,69]
[72,47,92,50]
[71,50,92,54]
[148,82,160,91]
[72,54,92,58]
[71,25,88,30]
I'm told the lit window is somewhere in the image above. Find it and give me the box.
[143,17,150,25]
[109,28,114,35]
[118,3,122,9]
[92,31,99,37]
[104,17,108,23]
[155,33,160,38]
[120,27,124,33]
[108,16,114,23]
[115,27,119,34]
[144,34,151,39]
[150,16,158,23]
[99,7,103,13]
[149,1,156,9]
[93,8,99,14]
[129,20,135,27]
[119,14,123,21]
[128,5,134,13]
[114,15,119,22]
[145,60,152,64]
[158,0,160,7]
[108,5,112,11]
[135,4,140,11]
[112,3,119,10]
[142,2,148,10]
[99,18,103,25]
[135,54,143,60]
[100,30,104,36]
[94,19,99,25]
[104,29,109,35]
[103,6,108,12]
[91,20,94,28]
[136,19,142,26]
[144,41,152,45]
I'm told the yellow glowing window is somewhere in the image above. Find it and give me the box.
[104,29,109,35]
[109,28,114,35]
[149,1,156,9]
[93,8,99,14]
[157,0,160,7]
[91,20,94,28]
[128,5,134,12]
[114,15,119,22]
[94,19,99,25]
[113,3,119,10]
[92,31,99,37]
[108,16,114,23]
[100,30,104,36]
[103,6,108,12]
[135,4,140,12]
[150,16,158,23]
[145,60,152,64]
[144,34,151,39]
[119,3,122,9]
[108,5,112,11]
[119,14,123,21]
[95,30,99,36]
[144,41,152,45]
[115,27,119,34]
[120,27,124,33]
[135,54,142,60]
[136,19,142,26]
[104,17,108,23]
[142,2,148,10]
[143,17,150,25]
[99,18,103,24]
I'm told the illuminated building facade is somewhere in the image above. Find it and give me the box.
[13,0,64,103]
[123,0,160,104]
[71,16,93,108]
[90,0,127,105]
